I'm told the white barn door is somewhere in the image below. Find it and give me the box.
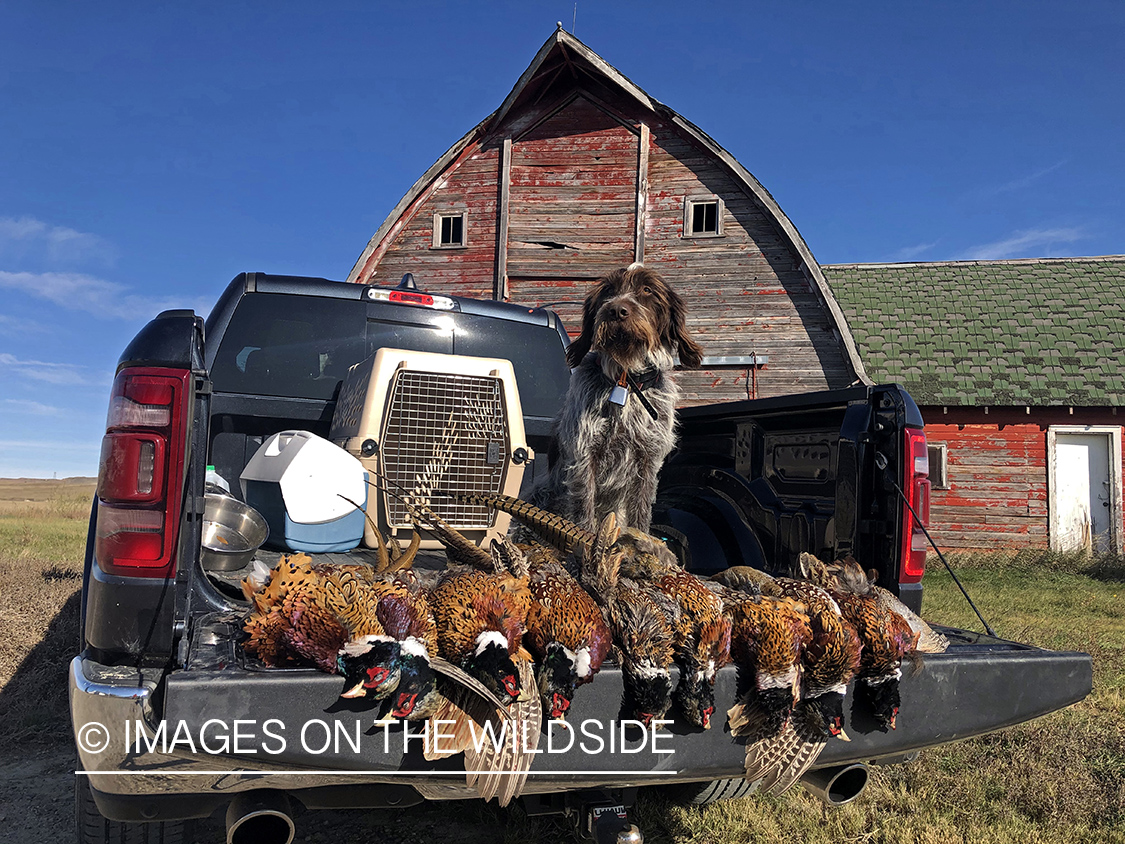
[1048,426,1123,554]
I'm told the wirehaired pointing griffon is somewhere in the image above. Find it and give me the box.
[535,263,703,533]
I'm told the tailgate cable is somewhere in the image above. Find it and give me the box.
[890,476,998,638]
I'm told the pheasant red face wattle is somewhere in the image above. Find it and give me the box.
[365,665,389,688]
[393,693,418,718]
[551,693,570,719]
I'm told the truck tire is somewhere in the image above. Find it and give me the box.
[76,778,192,844]
[660,777,757,806]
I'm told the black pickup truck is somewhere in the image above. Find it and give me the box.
[72,272,1092,844]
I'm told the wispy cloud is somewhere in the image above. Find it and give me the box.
[0,313,48,337]
[960,227,1086,261]
[0,216,117,266]
[885,241,940,262]
[969,160,1068,201]
[1,398,65,416]
[0,270,210,321]
[0,352,109,387]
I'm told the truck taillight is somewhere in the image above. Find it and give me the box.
[95,367,190,577]
[900,427,930,584]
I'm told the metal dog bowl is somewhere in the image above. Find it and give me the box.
[201,493,269,571]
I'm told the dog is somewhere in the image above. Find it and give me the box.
[531,263,703,533]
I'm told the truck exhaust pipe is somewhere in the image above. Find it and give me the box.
[800,763,869,807]
[225,790,295,844]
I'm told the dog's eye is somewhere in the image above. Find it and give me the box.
[642,286,652,295]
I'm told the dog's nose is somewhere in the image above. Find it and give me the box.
[614,303,631,320]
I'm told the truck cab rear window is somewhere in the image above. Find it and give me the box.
[211,295,369,400]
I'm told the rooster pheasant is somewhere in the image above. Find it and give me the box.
[609,526,732,730]
[401,500,541,807]
[452,492,727,730]
[713,562,863,740]
[718,588,812,738]
[241,554,403,702]
[519,541,614,720]
[802,556,924,731]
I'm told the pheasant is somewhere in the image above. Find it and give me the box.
[718,588,811,738]
[584,514,677,728]
[450,492,716,730]
[241,554,403,702]
[804,556,922,731]
[714,561,863,740]
[521,541,614,720]
[401,500,540,807]
[773,576,862,740]
[611,527,732,730]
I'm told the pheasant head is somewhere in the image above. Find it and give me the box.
[464,629,521,704]
[537,641,589,720]
[622,660,674,728]
[388,636,443,720]
[337,636,402,700]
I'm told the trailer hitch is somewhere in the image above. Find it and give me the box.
[578,800,643,843]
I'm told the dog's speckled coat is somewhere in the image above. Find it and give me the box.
[532,264,703,532]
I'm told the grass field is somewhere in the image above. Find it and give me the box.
[1,480,1122,843]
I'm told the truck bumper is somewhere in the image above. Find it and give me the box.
[71,628,1093,821]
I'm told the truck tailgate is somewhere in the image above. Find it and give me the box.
[160,624,1091,790]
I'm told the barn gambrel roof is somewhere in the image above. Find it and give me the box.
[824,256,1125,406]
[347,26,869,387]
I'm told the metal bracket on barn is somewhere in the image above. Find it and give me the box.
[698,354,769,400]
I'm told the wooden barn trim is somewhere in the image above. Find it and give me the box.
[635,122,650,262]
[496,136,512,299]
[489,26,655,131]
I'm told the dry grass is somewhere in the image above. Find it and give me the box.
[2,483,1122,842]
[0,478,94,742]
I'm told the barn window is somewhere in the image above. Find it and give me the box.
[928,443,949,489]
[433,211,467,248]
[684,196,724,237]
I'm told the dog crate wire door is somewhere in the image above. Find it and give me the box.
[380,369,510,529]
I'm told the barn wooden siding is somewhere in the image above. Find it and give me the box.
[350,32,864,406]
[923,407,1125,552]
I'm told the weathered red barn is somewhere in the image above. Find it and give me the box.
[825,257,1125,554]
[348,27,869,405]
[347,29,1125,556]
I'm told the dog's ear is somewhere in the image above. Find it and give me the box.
[564,299,595,367]
[668,288,704,369]
[565,276,610,368]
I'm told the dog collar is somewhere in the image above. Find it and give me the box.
[601,364,661,391]
[606,368,659,420]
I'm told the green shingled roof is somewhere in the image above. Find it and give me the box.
[822,256,1125,407]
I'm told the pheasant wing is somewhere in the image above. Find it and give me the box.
[463,660,541,806]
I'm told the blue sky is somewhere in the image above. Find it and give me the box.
[1,2,1122,478]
